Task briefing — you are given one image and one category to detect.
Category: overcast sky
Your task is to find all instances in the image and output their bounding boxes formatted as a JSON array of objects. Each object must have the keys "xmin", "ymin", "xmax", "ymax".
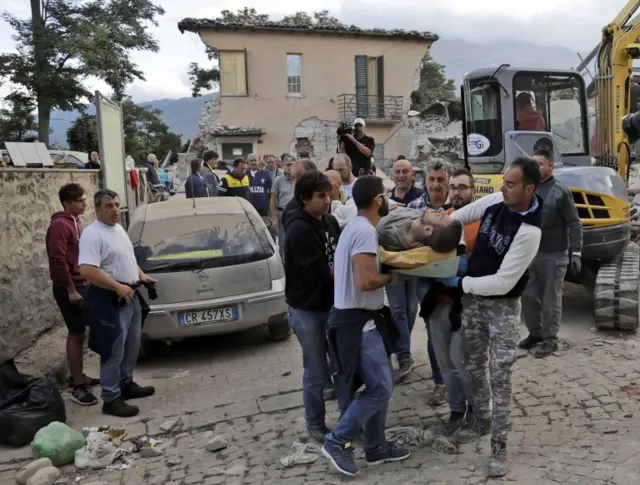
[{"xmin": 0, "ymin": 0, "xmax": 626, "ymax": 103}]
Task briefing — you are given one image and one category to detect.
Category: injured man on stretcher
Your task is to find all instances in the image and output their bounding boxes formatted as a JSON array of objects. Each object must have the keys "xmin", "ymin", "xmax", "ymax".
[{"xmin": 376, "ymin": 206, "xmax": 463, "ymax": 254}]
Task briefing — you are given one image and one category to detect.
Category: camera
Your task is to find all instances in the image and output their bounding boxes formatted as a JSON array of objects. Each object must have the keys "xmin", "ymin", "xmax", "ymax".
[{"xmin": 336, "ymin": 121, "xmax": 353, "ymax": 143}]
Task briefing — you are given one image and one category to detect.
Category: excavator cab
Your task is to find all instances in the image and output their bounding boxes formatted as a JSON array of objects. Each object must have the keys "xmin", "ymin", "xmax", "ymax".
[
  {"xmin": 461, "ymin": 65, "xmax": 637, "ymax": 331},
  {"xmin": 462, "ymin": 65, "xmax": 591, "ymax": 173}
]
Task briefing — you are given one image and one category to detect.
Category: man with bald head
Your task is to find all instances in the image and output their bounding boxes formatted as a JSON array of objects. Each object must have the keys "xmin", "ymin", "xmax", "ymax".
[
  {"xmin": 384, "ymin": 157, "xmax": 430, "ymax": 381},
  {"xmin": 332, "ymin": 154, "xmax": 357, "ymax": 199},
  {"xmin": 282, "ymin": 159, "xmax": 318, "ymax": 231},
  {"xmin": 389, "ymin": 159, "xmax": 424, "ymax": 205},
  {"xmin": 325, "ymin": 169, "xmax": 345, "ymax": 203}
]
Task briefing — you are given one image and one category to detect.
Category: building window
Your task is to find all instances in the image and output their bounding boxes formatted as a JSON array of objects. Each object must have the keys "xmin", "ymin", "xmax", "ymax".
[
  {"xmin": 287, "ymin": 54, "xmax": 302, "ymax": 94},
  {"xmin": 354, "ymin": 55, "xmax": 385, "ymax": 119},
  {"xmin": 220, "ymin": 50, "xmax": 248, "ymax": 96}
]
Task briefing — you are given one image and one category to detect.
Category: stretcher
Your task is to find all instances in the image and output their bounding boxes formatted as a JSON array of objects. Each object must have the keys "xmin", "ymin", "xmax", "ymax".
[{"xmin": 379, "ymin": 246, "xmax": 460, "ymax": 278}]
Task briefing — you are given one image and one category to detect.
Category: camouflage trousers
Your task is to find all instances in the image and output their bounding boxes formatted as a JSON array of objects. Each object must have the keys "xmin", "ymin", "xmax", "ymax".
[{"xmin": 461, "ymin": 294, "xmax": 521, "ymax": 442}]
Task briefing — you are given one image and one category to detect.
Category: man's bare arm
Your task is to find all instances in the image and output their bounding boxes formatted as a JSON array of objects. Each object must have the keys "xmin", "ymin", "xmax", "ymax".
[
  {"xmin": 352, "ymin": 253, "xmax": 392, "ymax": 291},
  {"xmin": 270, "ymin": 192, "xmax": 278, "ymax": 228}
]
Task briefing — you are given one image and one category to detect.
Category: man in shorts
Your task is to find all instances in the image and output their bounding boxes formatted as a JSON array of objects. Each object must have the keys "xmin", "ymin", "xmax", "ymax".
[{"xmin": 46, "ymin": 183, "xmax": 99, "ymax": 406}]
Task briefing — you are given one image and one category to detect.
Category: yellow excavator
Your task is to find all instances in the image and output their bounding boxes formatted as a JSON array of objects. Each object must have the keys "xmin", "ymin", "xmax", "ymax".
[{"xmin": 461, "ymin": 0, "xmax": 640, "ymax": 331}]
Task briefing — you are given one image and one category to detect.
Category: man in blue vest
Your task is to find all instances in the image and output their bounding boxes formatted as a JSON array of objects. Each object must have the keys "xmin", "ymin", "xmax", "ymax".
[
  {"xmin": 446, "ymin": 157, "xmax": 543, "ymax": 477},
  {"xmin": 246, "ymin": 153, "xmax": 272, "ymax": 216}
]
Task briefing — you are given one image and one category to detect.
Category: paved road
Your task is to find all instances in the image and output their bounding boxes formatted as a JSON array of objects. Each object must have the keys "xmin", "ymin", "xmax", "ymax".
[{"xmin": 2, "ymin": 283, "xmax": 640, "ymax": 484}]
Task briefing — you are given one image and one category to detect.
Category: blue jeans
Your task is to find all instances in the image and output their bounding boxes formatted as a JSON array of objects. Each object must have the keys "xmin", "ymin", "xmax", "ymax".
[
  {"xmin": 386, "ymin": 277, "xmax": 418, "ymax": 363},
  {"xmin": 100, "ymin": 298, "xmax": 142, "ymax": 402},
  {"xmin": 430, "ymin": 302, "xmax": 473, "ymax": 413},
  {"xmin": 327, "ymin": 327, "xmax": 393, "ymax": 454},
  {"xmin": 289, "ymin": 308, "xmax": 330, "ymax": 427},
  {"xmin": 416, "ymin": 279, "xmax": 443, "ymax": 385}
]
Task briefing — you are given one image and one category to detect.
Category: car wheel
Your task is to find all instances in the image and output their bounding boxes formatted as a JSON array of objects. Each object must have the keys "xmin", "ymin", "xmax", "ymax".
[{"xmin": 268, "ymin": 319, "xmax": 291, "ymax": 341}]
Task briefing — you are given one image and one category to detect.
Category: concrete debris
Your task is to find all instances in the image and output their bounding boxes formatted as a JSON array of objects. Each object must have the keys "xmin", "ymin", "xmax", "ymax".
[
  {"xmin": 140, "ymin": 446, "xmax": 163, "ymax": 458},
  {"xmin": 159, "ymin": 417, "xmax": 183, "ymax": 433},
  {"xmin": 205, "ymin": 435, "xmax": 228, "ymax": 452},
  {"xmin": 24, "ymin": 466, "xmax": 60, "ymax": 485},
  {"xmin": 280, "ymin": 442, "xmax": 321, "ymax": 468},
  {"xmin": 15, "ymin": 458, "xmax": 53, "ymax": 485},
  {"xmin": 224, "ymin": 464, "xmax": 247, "ymax": 476}
]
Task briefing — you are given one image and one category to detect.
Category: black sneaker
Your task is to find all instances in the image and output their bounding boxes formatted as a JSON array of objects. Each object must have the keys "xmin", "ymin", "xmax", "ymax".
[
  {"xmin": 103, "ymin": 398, "xmax": 139, "ymax": 417},
  {"xmin": 365, "ymin": 442, "xmax": 410, "ymax": 466},
  {"xmin": 487, "ymin": 439, "xmax": 509, "ymax": 477},
  {"xmin": 307, "ymin": 424, "xmax": 330, "ymax": 443},
  {"xmin": 322, "ymin": 440, "xmax": 358, "ymax": 476},
  {"xmin": 443, "ymin": 411, "xmax": 465, "ymax": 436},
  {"xmin": 121, "ymin": 381, "xmax": 155, "ymax": 400},
  {"xmin": 394, "ymin": 356, "xmax": 415, "ymax": 382},
  {"xmin": 68, "ymin": 374, "xmax": 100, "ymax": 388},
  {"xmin": 70, "ymin": 386, "xmax": 98, "ymax": 406},
  {"xmin": 518, "ymin": 335, "xmax": 543, "ymax": 350},
  {"xmin": 534, "ymin": 340, "xmax": 558, "ymax": 359}
]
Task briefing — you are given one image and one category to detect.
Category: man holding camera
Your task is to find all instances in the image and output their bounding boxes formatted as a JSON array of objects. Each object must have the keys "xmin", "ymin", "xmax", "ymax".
[{"xmin": 339, "ymin": 118, "xmax": 375, "ymax": 177}]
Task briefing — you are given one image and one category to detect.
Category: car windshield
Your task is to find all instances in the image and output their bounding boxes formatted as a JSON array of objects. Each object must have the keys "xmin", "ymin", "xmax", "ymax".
[{"xmin": 135, "ymin": 214, "xmax": 272, "ymax": 273}]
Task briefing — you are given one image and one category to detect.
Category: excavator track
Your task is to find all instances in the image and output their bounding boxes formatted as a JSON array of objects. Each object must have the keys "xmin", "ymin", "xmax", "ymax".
[{"xmin": 593, "ymin": 241, "xmax": 640, "ymax": 331}]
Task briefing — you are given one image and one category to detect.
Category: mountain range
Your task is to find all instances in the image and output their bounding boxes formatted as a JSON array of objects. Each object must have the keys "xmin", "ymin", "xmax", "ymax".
[{"xmin": 48, "ymin": 39, "xmax": 585, "ymax": 147}]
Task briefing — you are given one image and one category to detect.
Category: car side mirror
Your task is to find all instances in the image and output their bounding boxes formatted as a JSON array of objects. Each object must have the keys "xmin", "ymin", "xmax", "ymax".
[{"xmin": 262, "ymin": 216, "xmax": 272, "ymax": 227}]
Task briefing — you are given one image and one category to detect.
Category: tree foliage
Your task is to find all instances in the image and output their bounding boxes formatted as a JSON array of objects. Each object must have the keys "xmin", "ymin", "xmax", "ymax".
[
  {"xmin": 0, "ymin": 92, "xmax": 38, "ymax": 142},
  {"xmin": 188, "ymin": 9, "xmax": 345, "ymax": 97},
  {"xmin": 410, "ymin": 53, "xmax": 457, "ymax": 111},
  {"xmin": 0, "ymin": 0, "xmax": 165, "ymax": 145},
  {"xmin": 66, "ymin": 97, "xmax": 182, "ymax": 163}
]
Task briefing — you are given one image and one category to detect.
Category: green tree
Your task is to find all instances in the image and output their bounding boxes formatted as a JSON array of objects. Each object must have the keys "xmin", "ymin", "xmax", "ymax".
[
  {"xmin": 410, "ymin": 52, "xmax": 457, "ymax": 111},
  {"xmin": 66, "ymin": 97, "xmax": 182, "ymax": 163},
  {"xmin": 188, "ymin": 9, "xmax": 345, "ymax": 97},
  {"xmin": 0, "ymin": 0, "xmax": 165, "ymax": 145},
  {"xmin": 0, "ymin": 92, "xmax": 38, "ymax": 142}
]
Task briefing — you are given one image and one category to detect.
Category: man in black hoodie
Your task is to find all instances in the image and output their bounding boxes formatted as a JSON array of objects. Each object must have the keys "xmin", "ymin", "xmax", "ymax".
[
  {"xmin": 443, "ymin": 158, "xmax": 543, "ymax": 477},
  {"xmin": 285, "ymin": 170, "xmax": 341, "ymax": 443}
]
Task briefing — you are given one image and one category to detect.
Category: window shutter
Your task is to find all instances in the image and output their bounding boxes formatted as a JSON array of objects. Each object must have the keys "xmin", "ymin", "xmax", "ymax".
[
  {"xmin": 220, "ymin": 52, "xmax": 235, "ymax": 95},
  {"xmin": 377, "ymin": 56, "xmax": 385, "ymax": 118},
  {"xmin": 355, "ymin": 55, "xmax": 368, "ymax": 119},
  {"xmin": 244, "ymin": 48, "xmax": 249, "ymax": 96}
]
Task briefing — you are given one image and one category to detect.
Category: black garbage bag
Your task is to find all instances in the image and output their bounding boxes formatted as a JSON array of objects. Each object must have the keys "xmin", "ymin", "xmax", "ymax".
[{"xmin": 0, "ymin": 359, "xmax": 67, "ymax": 447}]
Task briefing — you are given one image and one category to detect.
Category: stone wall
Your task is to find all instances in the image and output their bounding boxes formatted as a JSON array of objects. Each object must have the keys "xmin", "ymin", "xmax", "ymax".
[{"xmin": 0, "ymin": 168, "xmax": 148, "ymax": 371}]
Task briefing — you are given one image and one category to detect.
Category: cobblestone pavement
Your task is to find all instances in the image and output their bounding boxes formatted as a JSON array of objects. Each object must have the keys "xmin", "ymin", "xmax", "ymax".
[{"xmin": 3, "ymin": 285, "xmax": 640, "ymax": 484}]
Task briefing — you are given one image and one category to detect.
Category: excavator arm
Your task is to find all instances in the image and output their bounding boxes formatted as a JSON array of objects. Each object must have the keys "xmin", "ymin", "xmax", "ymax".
[{"xmin": 593, "ymin": 0, "xmax": 640, "ymax": 182}]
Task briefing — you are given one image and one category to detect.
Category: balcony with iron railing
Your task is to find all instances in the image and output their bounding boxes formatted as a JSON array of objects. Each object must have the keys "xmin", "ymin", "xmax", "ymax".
[{"xmin": 338, "ymin": 94, "xmax": 403, "ymax": 124}]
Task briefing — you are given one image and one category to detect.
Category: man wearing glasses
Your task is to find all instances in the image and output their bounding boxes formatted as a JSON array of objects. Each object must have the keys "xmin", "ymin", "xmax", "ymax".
[{"xmin": 420, "ymin": 168, "xmax": 480, "ymax": 437}]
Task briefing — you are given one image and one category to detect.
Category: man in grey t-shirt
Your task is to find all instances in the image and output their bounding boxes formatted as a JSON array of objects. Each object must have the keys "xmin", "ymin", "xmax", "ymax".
[
  {"xmin": 270, "ymin": 160, "xmax": 294, "ymax": 256},
  {"xmin": 322, "ymin": 176, "xmax": 410, "ymax": 477}
]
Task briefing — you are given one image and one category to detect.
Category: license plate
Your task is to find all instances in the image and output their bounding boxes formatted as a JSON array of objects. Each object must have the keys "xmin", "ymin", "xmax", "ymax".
[{"xmin": 178, "ymin": 307, "xmax": 238, "ymax": 327}]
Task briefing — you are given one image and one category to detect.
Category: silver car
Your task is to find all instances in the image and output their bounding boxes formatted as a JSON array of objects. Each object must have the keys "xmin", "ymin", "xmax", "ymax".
[{"xmin": 128, "ymin": 197, "xmax": 289, "ymax": 357}]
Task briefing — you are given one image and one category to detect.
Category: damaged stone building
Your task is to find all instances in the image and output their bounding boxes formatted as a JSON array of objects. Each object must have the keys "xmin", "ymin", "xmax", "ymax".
[{"xmin": 177, "ymin": 17, "xmax": 440, "ymax": 166}]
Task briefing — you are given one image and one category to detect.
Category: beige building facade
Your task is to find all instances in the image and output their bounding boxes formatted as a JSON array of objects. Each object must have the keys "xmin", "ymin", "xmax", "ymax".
[{"xmin": 178, "ymin": 18, "xmax": 437, "ymax": 165}]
